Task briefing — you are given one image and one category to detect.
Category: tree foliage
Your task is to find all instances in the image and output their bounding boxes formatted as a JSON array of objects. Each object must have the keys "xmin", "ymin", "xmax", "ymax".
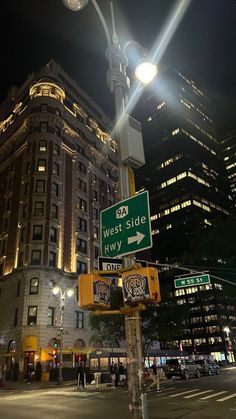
[{"xmin": 89, "ymin": 287, "xmax": 125, "ymax": 347}]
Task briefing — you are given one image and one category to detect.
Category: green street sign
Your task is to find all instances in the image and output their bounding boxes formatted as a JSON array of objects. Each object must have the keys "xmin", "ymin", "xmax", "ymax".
[
  {"xmin": 100, "ymin": 191, "xmax": 152, "ymax": 257},
  {"xmin": 174, "ymin": 274, "xmax": 210, "ymax": 289}
]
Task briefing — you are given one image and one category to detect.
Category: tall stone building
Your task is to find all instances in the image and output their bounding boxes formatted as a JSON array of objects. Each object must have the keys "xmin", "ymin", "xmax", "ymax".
[{"xmin": 0, "ymin": 60, "xmax": 117, "ymax": 378}]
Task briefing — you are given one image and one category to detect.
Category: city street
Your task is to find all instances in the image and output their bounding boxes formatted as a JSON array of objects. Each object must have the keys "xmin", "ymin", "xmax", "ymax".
[{"xmin": 1, "ymin": 368, "xmax": 236, "ymax": 418}]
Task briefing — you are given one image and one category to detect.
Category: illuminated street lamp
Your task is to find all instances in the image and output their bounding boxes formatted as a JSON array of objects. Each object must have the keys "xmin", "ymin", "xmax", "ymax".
[
  {"xmin": 52, "ymin": 285, "xmax": 74, "ymax": 384},
  {"xmin": 223, "ymin": 326, "xmax": 230, "ymax": 338},
  {"xmin": 223, "ymin": 326, "xmax": 231, "ymax": 364},
  {"xmin": 62, "ymin": 1, "xmax": 157, "ymax": 417}
]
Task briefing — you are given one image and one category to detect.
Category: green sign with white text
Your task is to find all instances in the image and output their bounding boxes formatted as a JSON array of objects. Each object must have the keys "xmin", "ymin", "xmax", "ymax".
[
  {"xmin": 174, "ymin": 274, "xmax": 210, "ymax": 289},
  {"xmin": 100, "ymin": 191, "xmax": 152, "ymax": 257}
]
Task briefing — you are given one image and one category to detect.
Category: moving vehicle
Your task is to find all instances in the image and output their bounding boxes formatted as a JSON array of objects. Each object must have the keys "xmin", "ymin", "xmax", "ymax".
[
  {"xmin": 193, "ymin": 359, "xmax": 219, "ymax": 376},
  {"xmin": 164, "ymin": 359, "xmax": 201, "ymax": 380}
]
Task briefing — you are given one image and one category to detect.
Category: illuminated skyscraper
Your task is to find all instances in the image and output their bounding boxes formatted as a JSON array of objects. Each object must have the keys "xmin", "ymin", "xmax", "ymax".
[
  {"xmin": 136, "ymin": 67, "xmax": 231, "ymax": 260},
  {"xmin": 221, "ymin": 130, "xmax": 236, "ymax": 212},
  {"xmin": 0, "ymin": 60, "xmax": 117, "ymax": 377}
]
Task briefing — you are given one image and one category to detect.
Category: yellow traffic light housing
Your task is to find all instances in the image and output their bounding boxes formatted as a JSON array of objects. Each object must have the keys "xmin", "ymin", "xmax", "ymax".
[
  {"xmin": 122, "ymin": 267, "xmax": 161, "ymax": 304},
  {"xmin": 78, "ymin": 273, "xmax": 111, "ymax": 310}
]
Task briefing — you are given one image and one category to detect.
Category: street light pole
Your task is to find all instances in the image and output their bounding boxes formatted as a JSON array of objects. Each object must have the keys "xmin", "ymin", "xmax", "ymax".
[
  {"xmin": 223, "ymin": 326, "xmax": 230, "ymax": 364},
  {"xmin": 53, "ymin": 285, "xmax": 74, "ymax": 385},
  {"xmin": 62, "ymin": 1, "xmax": 157, "ymax": 417},
  {"xmin": 58, "ymin": 292, "xmax": 65, "ymax": 385}
]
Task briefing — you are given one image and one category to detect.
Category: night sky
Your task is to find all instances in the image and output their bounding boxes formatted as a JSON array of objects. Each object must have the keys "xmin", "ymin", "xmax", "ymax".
[{"xmin": 1, "ymin": 0, "xmax": 236, "ymax": 132}]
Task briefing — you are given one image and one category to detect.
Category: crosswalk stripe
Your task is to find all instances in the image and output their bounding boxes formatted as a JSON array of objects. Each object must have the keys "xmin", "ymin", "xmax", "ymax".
[
  {"xmin": 160, "ymin": 387, "xmax": 179, "ymax": 392},
  {"xmin": 184, "ymin": 390, "xmax": 213, "ymax": 399},
  {"xmin": 169, "ymin": 389, "xmax": 200, "ymax": 398},
  {"xmin": 217, "ymin": 393, "xmax": 236, "ymax": 402},
  {"xmin": 200, "ymin": 391, "xmax": 227, "ymax": 400}
]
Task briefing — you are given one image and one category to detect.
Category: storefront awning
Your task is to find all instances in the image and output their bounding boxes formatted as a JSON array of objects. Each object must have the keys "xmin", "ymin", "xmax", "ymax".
[
  {"xmin": 40, "ymin": 350, "xmax": 54, "ymax": 362},
  {"xmin": 42, "ymin": 347, "xmax": 93, "ymax": 355},
  {"xmin": 22, "ymin": 336, "xmax": 38, "ymax": 352}
]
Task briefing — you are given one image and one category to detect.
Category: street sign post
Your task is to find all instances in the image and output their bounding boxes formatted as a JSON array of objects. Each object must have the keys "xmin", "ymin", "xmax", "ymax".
[
  {"xmin": 174, "ymin": 274, "xmax": 210, "ymax": 289},
  {"xmin": 100, "ymin": 191, "xmax": 152, "ymax": 257}
]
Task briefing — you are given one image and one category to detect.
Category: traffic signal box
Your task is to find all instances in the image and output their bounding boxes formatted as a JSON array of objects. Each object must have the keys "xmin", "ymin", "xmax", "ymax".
[
  {"xmin": 79, "ymin": 273, "xmax": 111, "ymax": 310},
  {"xmin": 122, "ymin": 267, "xmax": 161, "ymax": 305}
]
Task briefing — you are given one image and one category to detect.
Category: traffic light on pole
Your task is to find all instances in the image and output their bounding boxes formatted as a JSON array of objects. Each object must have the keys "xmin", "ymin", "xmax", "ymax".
[
  {"xmin": 122, "ymin": 267, "xmax": 161, "ymax": 304},
  {"xmin": 53, "ymin": 338, "xmax": 60, "ymax": 349},
  {"xmin": 78, "ymin": 273, "xmax": 111, "ymax": 310}
]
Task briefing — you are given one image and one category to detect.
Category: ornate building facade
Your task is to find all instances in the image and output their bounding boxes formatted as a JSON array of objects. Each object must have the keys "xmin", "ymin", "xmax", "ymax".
[{"xmin": 0, "ymin": 60, "xmax": 117, "ymax": 377}]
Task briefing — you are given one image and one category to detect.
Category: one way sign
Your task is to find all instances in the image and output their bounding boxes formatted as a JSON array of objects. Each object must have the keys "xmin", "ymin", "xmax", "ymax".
[{"xmin": 98, "ymin": 256, "xmax": 122, "ymax": 272}]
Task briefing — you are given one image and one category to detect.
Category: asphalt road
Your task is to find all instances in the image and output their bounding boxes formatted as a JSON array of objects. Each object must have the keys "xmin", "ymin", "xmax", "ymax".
[{"xmin": 1, "ymin": 368, "xmax": 236, "ymax": 419}]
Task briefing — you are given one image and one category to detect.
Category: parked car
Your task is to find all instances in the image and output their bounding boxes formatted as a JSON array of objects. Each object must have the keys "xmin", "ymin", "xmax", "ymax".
[
  {"xmin": 164, "ymin": 359, "xmax": 201, "ymax": 380},
  {"xmin": 193, "ymin": 359, "xmax": 219, "ymax": 376}
]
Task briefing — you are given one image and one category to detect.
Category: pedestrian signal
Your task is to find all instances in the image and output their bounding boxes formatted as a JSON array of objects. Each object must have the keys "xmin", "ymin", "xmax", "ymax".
[
  {"xmin": 122, "ymin": 267, "xmax": 161, "ymax": 304},
  {"xmin": 78, "ymin": 274, "xmax": 111, "ymax": 309}
]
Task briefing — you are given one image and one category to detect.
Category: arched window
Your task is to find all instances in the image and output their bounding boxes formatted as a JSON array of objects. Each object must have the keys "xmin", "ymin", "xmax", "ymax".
[
  {"xmin": 8, "ymin": 340, "xmax": 16, "ymax": 353},
  {"xmin": 74, "ymin": 339, "xmax": 85, "ymax": 348},
  {"xmin": 29, "ymin": 278, "xmax": 39, "ymax": 295}
]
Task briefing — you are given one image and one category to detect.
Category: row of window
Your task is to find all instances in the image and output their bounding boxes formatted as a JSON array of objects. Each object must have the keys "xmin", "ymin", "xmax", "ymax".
[
  {"xmin": 14, "ymin": 305, "xmax": 84, "ymax": 328},
  {"xmin": 18, "ymin": 250, "xmax": 57, "ymax": 267},
  {"xmin": 20, "ymin": 225, "xmax": 58, "ymax": 243},
  {"xmin": 27, "ymin": 140, "xmax": 60, "ymax": 155}
]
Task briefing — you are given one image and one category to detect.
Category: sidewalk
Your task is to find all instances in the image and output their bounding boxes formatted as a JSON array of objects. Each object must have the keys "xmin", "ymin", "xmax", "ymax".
[{"xmin": 0, "ymin": 379, "xmax": 112, "ymax": 392}]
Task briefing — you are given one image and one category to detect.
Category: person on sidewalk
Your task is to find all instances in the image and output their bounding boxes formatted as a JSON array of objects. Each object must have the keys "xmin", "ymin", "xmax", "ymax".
[
  {"xmin": 151, "ymin": 361, "xmax": 157, "ymax": 376},
  {"xmin": 118, "ymin": 362, "xmax": 126, "ymax": 386},
  {"xmin": 110, "ymin": 362, "xmax": 116, "ymax": 388},
  {"xmin": 114, "ymin": 363, "xmax": 119, "ymax": 387},
  {"xmin": 77, "ymin": 362, "xmax": 85, "ymax": 390}
]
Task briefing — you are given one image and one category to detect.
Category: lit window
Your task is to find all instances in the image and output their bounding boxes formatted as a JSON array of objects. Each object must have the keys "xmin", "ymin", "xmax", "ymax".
[
  {"xmin": 37, "ymin": 159, "xmax": 46, "ymax": 172},
  {"xmin": 94, "ymin": 226, "xmax": 99, "ymax": 239},
  {"xmin": 172, "ymin": 128, "xmax": 180, "ymax": 136},
  {"xmin": 30, "ymin": 278, "xmax": 39, "ymax": 294},
  {"xmin": 39, "ymin": 140, "xmax": 47, "ymax": 152},
  {"xmin": 27, "ymin": 306, "xmax": 37, "ymax": 326}
]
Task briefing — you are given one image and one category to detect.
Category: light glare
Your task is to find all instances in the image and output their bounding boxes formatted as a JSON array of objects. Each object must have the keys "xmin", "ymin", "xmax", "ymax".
[
  {"xmin": 135, "ymin": 62, "xmax": 158, "ymax": 85},
  {"xmin": 67, "ymin": 287, "xmax": 74, "ymax": 298},
  {"xmin": 52, "ymin": 285, "xmax": 60, "ymax": 296},
  {"xmin": 62, "ymin": 0, "xmax": 89, "ymax": 11}
]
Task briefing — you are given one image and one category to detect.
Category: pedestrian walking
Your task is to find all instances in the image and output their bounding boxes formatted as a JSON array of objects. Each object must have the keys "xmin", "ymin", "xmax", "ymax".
[
  {"xmin": 118, "ymin": 362, "xmax": 126, "ymax": 386},
  {"xmin": 114, "ymin": 362, "xmax": 119, "ymax": 387},
  {"xmin": 77, "ymin": 362, "xmax": 85, "ymax": 390},
  {"xmin": 110, "ymin": 362, "xmax": 116, "ymax": 388},
  {"xmin": 151, "ymin": 361, "xmax": 157, "ymax": 375}
]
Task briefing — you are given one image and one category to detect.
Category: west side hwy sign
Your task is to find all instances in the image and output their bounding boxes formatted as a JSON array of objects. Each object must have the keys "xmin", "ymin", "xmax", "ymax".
[{"xmin": 100, "ymin": 191, "xmax": 152, "ymax": 258}]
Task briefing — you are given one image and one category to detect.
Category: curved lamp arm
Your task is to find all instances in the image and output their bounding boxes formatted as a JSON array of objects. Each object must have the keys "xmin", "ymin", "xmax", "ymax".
[{"xmin": 91, "ymin": 0, "xmax": 111, "ymax": 47}]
